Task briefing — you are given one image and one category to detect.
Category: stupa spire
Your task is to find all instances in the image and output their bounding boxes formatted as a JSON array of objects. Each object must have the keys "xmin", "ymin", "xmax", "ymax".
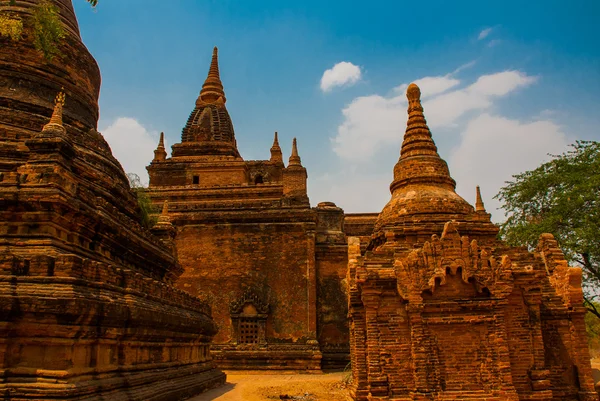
[
  {"xmin": 42, "ymin": 91, "xmax": 66, "ymax": 135},
  {"xmin": 153, "ymin": 132, "xmax": 167, "ymax": 162},
  {"xmin": 158, "ymin": 131, "xmax": 165, "ymax": 148},
  {"xmin": 401, "ymin": 84, "xmax": 442, "ymax": 159},
  {"xmin": 389, "ymin": 83, "xmax": 455, "ymax": 193},
  {"xmin": 272, "ymin": 132, "xmax": 280, "ymax": 149},
  {"xmin": 199, "ymin": 47, "xmax": 226, "ymax": 104},
  {"xmin": 288, "ymin": 137, "xmax": 302, "ymax": 166},
  {"xmin": 475, "ymin": 185, "xmax": 486, "ymax": 212},
  {"xmin": 270, "ymin": 131, "xmax": 283, "ymax": 164},
  {"xmin": 374, "ymin": 83, "xmax": 477, "ymax": 234}
]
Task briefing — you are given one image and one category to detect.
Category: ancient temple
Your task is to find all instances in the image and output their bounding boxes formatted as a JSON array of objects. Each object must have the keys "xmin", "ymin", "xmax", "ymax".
[
  {"xmin": 146, "ymin": 47, "xmax": 360, "ymax": 370},
  {"xmin": 346, "ymin": 84, "xmax": 598, "ymax": 400},
  {"xmin": 0, "ymin": 1, "xmax": 224, "ymax": 399},
  {"xmin": 2, "ymin": 0, "xmax": 596, "ymax": 398}
]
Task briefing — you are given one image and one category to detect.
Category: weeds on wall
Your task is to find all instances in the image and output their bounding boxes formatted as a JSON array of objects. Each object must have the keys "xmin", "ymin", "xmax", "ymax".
[
  {"xmin": 0, "ymin": 0, "xmax": 97, "ymax": 60},
  {"xmin": 127, "ymin": 173, "xmax": 159, "ymax": 229},
  {"xmin": 31, "ymin": 0, "xmax": 65, "ymax": 60},
  {"xmin": 0, "ymin": 12, "xmax": 23, "ymax": 41}
]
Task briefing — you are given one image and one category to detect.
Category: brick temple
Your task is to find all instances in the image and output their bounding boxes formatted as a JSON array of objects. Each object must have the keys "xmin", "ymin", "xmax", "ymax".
[
  {"xmin": 0, "ymin": 0, "xmax": 598, "ymax": 400},
  {"xmin": 145, "ymin": 47, "xmax": 368, "ymax": 370},
  {"xmin": 346, "ymin": 84, "xmax": 598, "ymax": 400}
]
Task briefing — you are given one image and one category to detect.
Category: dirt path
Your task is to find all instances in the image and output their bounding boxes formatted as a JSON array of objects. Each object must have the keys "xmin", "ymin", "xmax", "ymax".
[{"xmin": 189, "ymin": 372, "xmax": 352, "ymax": 401}]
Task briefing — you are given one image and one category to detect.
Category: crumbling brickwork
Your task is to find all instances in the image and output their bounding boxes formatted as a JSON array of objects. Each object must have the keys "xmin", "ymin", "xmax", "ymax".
[
  {"xmin": 347, "ymin": 83, "xmax": 597, "ymax": 401},
  {"xmin": 0, "ymin": 1, "xmax": 224, "ymax": 399}
]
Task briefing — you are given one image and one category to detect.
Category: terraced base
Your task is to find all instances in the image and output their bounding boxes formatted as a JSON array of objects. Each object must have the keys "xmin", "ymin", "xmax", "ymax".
[{"xmin": 0, "ymin": 363, "xmax": 226, "ymax": 401}]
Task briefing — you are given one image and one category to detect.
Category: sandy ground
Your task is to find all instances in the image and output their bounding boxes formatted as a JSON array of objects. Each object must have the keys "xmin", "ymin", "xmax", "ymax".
[{"xmin": 189, "ymin": 371, "xmax": 352, "ymax": 401}]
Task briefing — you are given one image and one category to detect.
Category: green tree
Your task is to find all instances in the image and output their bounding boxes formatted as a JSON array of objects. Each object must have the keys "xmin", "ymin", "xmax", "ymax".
[
  {"xmin": 496, "ymin": 140, "xmax": 600, "ymax": 316},
  {"xmin": 127, "ymin": 173, "xmax": 158, "ymax": 229}
]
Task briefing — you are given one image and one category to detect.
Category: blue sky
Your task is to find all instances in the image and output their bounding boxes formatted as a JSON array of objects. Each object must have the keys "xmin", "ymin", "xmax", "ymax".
[{"xmin": 73, "ymin": 0, "xmax": 600, "ymax": 218}]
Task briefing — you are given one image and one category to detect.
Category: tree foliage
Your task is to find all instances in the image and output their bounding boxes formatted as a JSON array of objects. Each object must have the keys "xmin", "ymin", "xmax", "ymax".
[
  {"xmin": 586, "ymin": 303, "xmax": 600, "ymax": 357},
  {"xmin": 496, "ymin": 140, "xmax": 600, "ymax": 316},
  {"xmin": 127, "ymin": 173, "xmax": 158, "ymax": 230}
]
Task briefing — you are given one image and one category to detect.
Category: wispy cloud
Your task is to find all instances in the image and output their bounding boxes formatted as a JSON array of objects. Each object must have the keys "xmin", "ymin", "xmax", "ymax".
[
  {"xmin": 320, "ymin": 61, "xmax": 362, "ymax": 92},
  {"xmin": 478, "ymin": 27, "xmax": 493, "ymax": 40},
  {"xmin": 452, "ymin": 60, "xmax": 477, "ymax": 74}
]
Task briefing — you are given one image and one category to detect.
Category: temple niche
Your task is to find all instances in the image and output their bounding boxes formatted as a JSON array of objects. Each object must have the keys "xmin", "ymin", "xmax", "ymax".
[{"xmin": 346, "ymin": 84, "xmax": 598, "ymax": 401}]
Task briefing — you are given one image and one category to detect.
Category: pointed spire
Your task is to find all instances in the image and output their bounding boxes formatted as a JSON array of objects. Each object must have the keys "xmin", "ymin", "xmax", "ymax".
[
  {"xmin": 153, "ymin": 132, "xmax": 167, "ymax": 162},
  {"xmin": 389, "ymin": 83, "xmax": 456, "ymax": 193},
  {"xmin": 270, "ymin": 131, "xmax": 283, "ymax": 164},
  {"xmin": 156, "ymin": 200, "xmax": 172, "ymax": 225},
  {"xmin": 401, "ymin": 84, "xmax": 441, "ymax": 160},
  {"xmin": 288, "ymin": 137, "xmax": 302, "ymax": 166},
  {"xmin": 475, "ymin": 185, "xmax": 486, "ymax": 212},
  {"xmin": 272, "ymin": 132, "xmax": 280, "ymax": 149},
  {"xmin": 199, "ymin": 47, "xmax": 226, "ymax": 104},
  {"xmin": 42, "ymin": 91, "xmax": 67, "ymax": 135}
]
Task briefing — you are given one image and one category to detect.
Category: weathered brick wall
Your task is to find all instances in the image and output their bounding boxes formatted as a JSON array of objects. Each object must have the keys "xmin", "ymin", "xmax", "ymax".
[
  {"xmin": 282, "ymin": 166, "xmax": 307, "ymax": 196},
  {"xmin": 175, "ymin": 218, "xmax": 316, "ymax": 344},
  {"xmin": 348, "ymin": 224, "xmax": 598, "ymax": 401},
  {"xmin": 315, "ymin": 246, "xmax": 349, "ymax": 367}
]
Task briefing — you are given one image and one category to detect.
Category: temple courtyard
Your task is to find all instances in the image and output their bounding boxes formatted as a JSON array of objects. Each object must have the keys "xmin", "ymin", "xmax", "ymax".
[{"xmin": 190, "ymin": 372, "xmax": 351, "ymax": 401}]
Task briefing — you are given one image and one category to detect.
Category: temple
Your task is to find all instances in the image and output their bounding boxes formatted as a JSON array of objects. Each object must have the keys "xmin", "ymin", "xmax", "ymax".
[
  {"xmin": 346, "ymin": 84, "xmax": 598, "ymax": 400},
  {"xmin": 146, "ymin": 47, "xmax": 357, "ymax": 369},
  {"xmin": 0, "ymin": 1, "xmax": 597, "ymax": 399}
]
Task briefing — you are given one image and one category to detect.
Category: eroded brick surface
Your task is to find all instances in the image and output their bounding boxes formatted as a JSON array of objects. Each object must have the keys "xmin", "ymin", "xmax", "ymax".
[
  {"xmin": 347, "ymin": 83, "xmax": 597, "ymax": 401},
  {"xmin": 0, "ymin": 1, "xmax": 224, "ymax": 399}
]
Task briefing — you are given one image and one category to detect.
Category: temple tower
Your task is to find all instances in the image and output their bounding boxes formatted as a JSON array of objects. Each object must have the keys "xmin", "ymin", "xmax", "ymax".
[
  {"xmin": 347, "ymin": 83, "xmax": 598, "ymax": 401},
  {"xmin": 146, "ymin": 48, "xmax": 322, "ymax": 371}
]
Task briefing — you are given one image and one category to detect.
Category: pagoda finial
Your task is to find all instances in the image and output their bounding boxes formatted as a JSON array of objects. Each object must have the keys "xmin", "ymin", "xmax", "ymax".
[
  {"xmin": 475, "ymin": 185, "xmax": 486, "ymax": 212},
  {"xmin": 42, "ymin": 91, "xmax": 66, "ymax": 134},
  {"xmin": 156, "ymin": 200, "xmax": 171, "ymax": 225},
  {"xmin": 401, "ymin": 83, "xmax": 439, "ymax": 160},
  {"xmin": 153, "ymin": 132, "xmax": 167, "ymax": 162},
  {"xmin": 270, "ymin": 131, "xmax": 283, "ymax": 164},
  {"xmin": 388, "ymin": 83, "xmax": 456, "ymax": 193},
  {"xmin": 288, "ymin": 137, "xmax": 302, "ymax": 166},
  {"xmin": 199, "ymin": 46, "xmax": 226, "ymax": 104}
]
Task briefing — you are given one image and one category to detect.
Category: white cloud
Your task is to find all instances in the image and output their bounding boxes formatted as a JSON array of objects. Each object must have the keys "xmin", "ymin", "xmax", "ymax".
[
  {"xmin": 320, "ymin": 61, "xmax": 362, "ymax": 92},
  {"xmin": 478, "ymin": 27, "xmax": 493, "ymax": 40},
  {"xmin": 332, "ymin": 70, "xmax": 536, "ymax": 162},
  {"xmin": 100, "ymin": 117, "xmax": 160, "ymax": 185},
  {"xmin": 310, "ymin": 170, "xmax": 391, "ymax": 213},
  {"xmin": 394, "ymin": 75, "xmax": 460, "ymax": 98},
  {"xmin": 450, "ymin": 114, "xmax": 568, "ymax": 220}
]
